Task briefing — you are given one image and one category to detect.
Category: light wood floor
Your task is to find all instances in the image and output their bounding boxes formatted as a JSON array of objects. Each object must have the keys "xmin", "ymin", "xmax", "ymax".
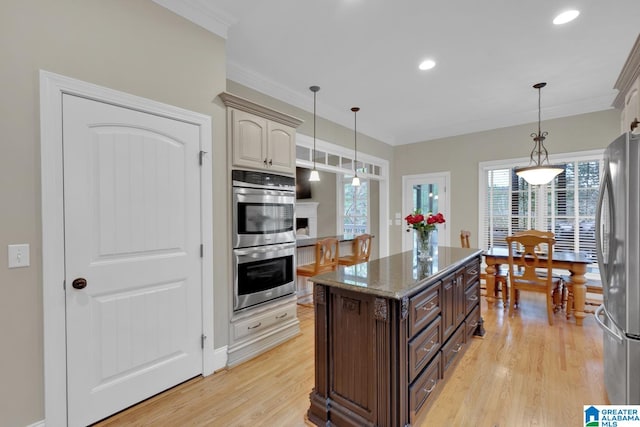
[{"xmin": 95, "ymin": 294, "xmax": 607, "ymax": 427}]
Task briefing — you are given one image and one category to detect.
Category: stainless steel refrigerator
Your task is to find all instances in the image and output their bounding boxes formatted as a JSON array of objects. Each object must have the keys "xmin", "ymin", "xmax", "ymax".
[{"xmin": 596, "ymin": 131, "xmax": 640, "ymax": 404}]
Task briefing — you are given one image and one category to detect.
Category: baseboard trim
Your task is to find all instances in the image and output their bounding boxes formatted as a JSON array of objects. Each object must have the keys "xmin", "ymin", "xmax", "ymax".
[{"xmin": 211, "ymin": 345, "xmax": 228, "ymax": 373}]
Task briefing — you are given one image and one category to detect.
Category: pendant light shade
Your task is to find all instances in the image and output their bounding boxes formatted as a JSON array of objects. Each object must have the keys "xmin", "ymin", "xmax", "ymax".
[
  {"xmin": 351, "ymin": 107, "xmax": 361, "ymax": 187},
  {"xmin": 515, "ymin": 82, "xmax": 564, "ymax": 185},
  {"xmin": 309, "ymin": 85, "xmax": 321, "ymax": 182}
]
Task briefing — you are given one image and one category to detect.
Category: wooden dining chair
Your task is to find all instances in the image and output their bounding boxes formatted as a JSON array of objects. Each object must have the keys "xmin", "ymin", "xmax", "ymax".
[
  {"xmin": 296, "ymin": 238, "xmax": 339, "ymax": 278},
  {"xmin": 338, "ymin": 234, "xmax": 372, "ymax": 266},
  {"xmin": 461, "ymin": 230, "xmax": 509, "ymax": 305},
  {"xmin": 564, "ymin": 278, "xmax": 603, "ymax": 318},
  {"xmin": 506, "ymin": 231, "xmax": 563, "ymax": 325}
]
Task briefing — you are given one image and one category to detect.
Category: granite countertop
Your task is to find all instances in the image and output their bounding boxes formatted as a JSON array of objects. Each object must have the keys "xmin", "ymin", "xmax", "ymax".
[
  {"xmin": 308, "ymin": 246, "xmax": 482, "ymax": 300},
  {"xmin": 296, "ymin": 234, "xmax": 371, "ymax": 248}
]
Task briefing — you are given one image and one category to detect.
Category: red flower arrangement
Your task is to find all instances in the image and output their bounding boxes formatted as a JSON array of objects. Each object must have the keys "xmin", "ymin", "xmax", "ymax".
[{"xmin": 405, "ymin": 210, "xmax": 446, "ymax": 232}]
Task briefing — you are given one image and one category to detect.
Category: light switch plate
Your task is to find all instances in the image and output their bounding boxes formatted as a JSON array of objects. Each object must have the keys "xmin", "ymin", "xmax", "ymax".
[{"xmin": 8, "ymin": 244, "xmax": 30, "ymax": 268}]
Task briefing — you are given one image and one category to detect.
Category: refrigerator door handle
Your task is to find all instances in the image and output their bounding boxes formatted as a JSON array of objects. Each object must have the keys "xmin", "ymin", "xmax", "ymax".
[
  {"xmin": 595, "ymin": 304, "xmax": 624, "ymax": 344},
  {"xmin": 595, "ymin": 163, "xmax": 614, "ymax": 290}
]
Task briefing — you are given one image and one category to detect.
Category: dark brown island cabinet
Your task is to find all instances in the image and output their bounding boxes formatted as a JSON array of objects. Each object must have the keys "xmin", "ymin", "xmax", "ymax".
[{"xmin": 307, "ymin": 246, "xmax": 484, "ymax": 427}]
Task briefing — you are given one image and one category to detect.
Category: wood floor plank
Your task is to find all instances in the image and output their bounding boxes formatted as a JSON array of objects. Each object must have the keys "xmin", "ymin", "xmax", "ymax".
[{"xmin": 94, "ymin": 293, "xmax": 606, "ymax": 426}]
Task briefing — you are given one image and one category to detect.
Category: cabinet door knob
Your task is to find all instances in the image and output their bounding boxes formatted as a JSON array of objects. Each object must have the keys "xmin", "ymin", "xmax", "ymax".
[
  {"xmin": 72, "ymin": 278, "xmax": 87, "ymax": 289},
  {"xmin": 268, "ymin": 159, "xmax": 273, "ymax": 166},
  {"xmin": 631, "ymin": 118, "xmax": 639, "ymax": 132}
]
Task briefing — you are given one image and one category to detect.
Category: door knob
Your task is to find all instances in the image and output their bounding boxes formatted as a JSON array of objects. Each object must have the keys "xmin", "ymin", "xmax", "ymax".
[{"xmin": 72, "ymin": 278, "xmax": 87, "ymax": 289}]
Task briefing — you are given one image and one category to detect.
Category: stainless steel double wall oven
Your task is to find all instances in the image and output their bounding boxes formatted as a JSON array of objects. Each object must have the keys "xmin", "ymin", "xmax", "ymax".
[{"xmin": 232, "ymin": 170, "xmax": 296, "ymax": 311}]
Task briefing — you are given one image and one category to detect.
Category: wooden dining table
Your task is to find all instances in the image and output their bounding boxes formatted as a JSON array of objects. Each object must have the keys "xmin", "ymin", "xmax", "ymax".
[{"xmin": 483, "ymin": 247, "xmax": 594, "ymax": 326}]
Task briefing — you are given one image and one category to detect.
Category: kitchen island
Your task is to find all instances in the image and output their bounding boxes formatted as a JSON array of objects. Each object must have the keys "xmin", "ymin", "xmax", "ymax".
[{"xmin": 307, "ymin": 246, "xmax": 483, "ymax": 427}]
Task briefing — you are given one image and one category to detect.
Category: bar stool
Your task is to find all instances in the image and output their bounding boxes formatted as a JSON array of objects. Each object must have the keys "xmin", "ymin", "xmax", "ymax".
[
  {"xmin": 296, "ymin": 237, "xmax": 340, "ymax": 279},
  {"xmin": 338, "ymin": 234, "xmax": 372, "ymax": 266}
]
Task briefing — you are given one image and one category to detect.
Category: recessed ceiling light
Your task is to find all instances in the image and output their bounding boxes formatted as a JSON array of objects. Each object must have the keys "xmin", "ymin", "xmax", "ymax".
[
  {"xmin": 553, "ymin": 10, "xmax": 580, "ymax": 25},
  {"xmin": 419, "ymin": 59, "xmax": 436, "ymax": 71}
]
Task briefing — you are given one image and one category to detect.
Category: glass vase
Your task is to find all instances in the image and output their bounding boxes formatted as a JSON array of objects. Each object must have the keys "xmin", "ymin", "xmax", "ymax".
[{"xmin": 416, "ymin": 229, "xmax": 433, "ymax": 262}]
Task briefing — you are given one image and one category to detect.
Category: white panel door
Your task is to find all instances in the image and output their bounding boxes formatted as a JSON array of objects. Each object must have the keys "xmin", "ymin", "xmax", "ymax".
[
  {"xmin": 63, "ymin": 94, "xmax": 203, "ymax": 426},
  {"xmin": 402, "ymin": 173, "xmax": 450, "ymax": 252}
]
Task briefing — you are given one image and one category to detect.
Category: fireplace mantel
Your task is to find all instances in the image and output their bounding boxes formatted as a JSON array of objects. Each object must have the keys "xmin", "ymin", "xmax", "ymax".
[{"xmin": 296, "ymin": 202, "xmax": 318, "ymax": 238}]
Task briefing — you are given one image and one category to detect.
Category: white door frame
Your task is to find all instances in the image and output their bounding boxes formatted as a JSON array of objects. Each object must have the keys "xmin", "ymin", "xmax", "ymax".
[
  {"xmin": 401, "ymin": 172, "xmax": 451, "ymax": 251},
  {"xmin": 40, "ymin": 70, "xmax": 215, "ymax": 426}
]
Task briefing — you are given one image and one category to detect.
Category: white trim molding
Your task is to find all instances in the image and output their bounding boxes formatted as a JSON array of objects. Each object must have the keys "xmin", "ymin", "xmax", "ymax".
[
  {"xmin": 151, "ymin": 0, "xmax": 237, "ymax": 39},
  {"xmin": 40, "ymin": 70, "xmax": 216, "ymax": 426},
  {"xmin": 296, "ymin": 133, "xmax": 390, "ymax": 257}
]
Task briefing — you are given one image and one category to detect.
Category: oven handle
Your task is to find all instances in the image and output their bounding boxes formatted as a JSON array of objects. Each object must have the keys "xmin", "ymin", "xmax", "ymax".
[
  {"xmin": 234, "ymin": 242, "xmax": 296, "ymax": 257},
  {"xmin": 233, "ymin": 186, "xmax": 295, "ymax": 198}
]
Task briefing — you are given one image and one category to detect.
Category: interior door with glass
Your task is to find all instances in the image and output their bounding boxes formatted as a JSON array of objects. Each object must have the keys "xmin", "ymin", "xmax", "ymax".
[{"xmin": 402, "ymin": 173, "xmax": 450, "ymax": 252}]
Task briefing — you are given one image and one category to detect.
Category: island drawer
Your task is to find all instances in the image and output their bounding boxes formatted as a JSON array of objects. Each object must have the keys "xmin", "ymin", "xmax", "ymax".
[
  {"xmin": 464, "ymin": 282, "xmax": 480, "ymax": 315},
  {"xmin": 465, "ymin": 305, "xmax": 480, "ymax": 342},
  {"xmin": 441, "ymin": 324, "xmax": 465, "ymax": 375},
  {"xmin": 464, "ymin": 259, "xmax": 481, "ymax": 288},
  {"xmin": 408, "ymin": 315, "xmax": 441, "ymax": 382},
  {"xmin": 409, "ymin": 283, "xmax": 441, "ymax": 337},
  {"xmin": 409, "ymin": 351, "xmax": 441, "ymax": 422}
]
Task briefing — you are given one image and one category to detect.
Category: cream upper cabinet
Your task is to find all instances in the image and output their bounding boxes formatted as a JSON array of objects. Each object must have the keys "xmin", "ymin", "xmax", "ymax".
[
  {"xmin": 613, "ymin": 35, "xmax": 640, "ymax": 134},
  {"xmin": 267, "ymin": 121, "xmax": 296, "ymax": 173},
  {"xmin": 232, "ymin": 109, "xmax": 268, "ymax": 169},
  {"xmin": 220, "ymin": 92, "xmax": 302, "ymax": 175}
]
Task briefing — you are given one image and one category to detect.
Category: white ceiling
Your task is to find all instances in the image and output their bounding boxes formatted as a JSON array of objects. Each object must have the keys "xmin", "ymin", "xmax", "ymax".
[{"xmin": 154, "ymin": 0, "xmax": 640, "ymax": 146}]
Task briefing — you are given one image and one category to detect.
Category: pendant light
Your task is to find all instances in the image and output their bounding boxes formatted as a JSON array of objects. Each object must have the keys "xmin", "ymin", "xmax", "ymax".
[
  {"xmin": 351, "ymin": 107, "xmax": 361, "ymax": 187},
  {"xmin": 515, "ymin": 82, "xmax": 564, "ymax": 185},
  {"xmin": 308, "ymin": 85, "xmax": 321, "ymax": 182}
]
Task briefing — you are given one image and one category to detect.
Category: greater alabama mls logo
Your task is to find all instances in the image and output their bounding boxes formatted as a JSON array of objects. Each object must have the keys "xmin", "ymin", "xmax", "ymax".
[
  {"xmin": 585, "ymin": 406, "xmax": 599, "ymax": 427},
  {"xmin": 584, "ymin": 405, "xmax": 640, "ymax": 427}
]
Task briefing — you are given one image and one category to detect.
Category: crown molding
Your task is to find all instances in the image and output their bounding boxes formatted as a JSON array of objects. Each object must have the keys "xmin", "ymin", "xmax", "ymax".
[
  {"xmin": 227, "ymin": 60, "xmax": 397, "ymax": 145},
  {"xmin": 152, "ymin": 0, "xmax": 236, "ymax": 39},
  {"xmin": 613, "ymin": 34, "xmax": 640, "ymax": 109},
  {"xmin": 218, "ymin": 92, "xmax": 303, "ymax": 128}
]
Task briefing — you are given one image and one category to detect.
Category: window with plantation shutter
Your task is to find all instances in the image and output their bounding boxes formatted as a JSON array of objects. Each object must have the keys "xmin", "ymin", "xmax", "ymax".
[
  {"xmin": 339, "ymin": 175, "xmax": 369, "ymax": 235},
  {"xmin": 480, "ymin": 151, "xmax": 603, "ymax": 273}
]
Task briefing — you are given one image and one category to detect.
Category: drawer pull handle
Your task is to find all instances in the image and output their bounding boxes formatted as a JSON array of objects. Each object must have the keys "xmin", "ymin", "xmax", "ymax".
[
  {"xmin": 452, "ymin": 343, "xmax": 462, "ymax": 353},
  {"xmin": 423, "ymin": 379, "xmax": 437, "ymax": 394},
  {"xmin": 468, "ymin": 295, "xmax": 478, "ymax": 301},
  {"xmin": 421, "ymin": 302, "xmax": 436, "ymax": 312},
  {"xmin": 247, "ymin": 322, "xmax": 262, "ymax": 330},
  {"xmin": 276, "ymin": 313, "xmax": 288, "ymax": 319},
  {"xmin": 421, "ymin": 341, "xmax": 436, "ymax": 353}
]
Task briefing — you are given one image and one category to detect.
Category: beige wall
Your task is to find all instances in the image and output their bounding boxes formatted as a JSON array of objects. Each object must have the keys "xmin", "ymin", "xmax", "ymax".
[
  {"xmin": 389, "ymin": 109, "xmax": 622, "ymax": 254},
  {"xmin": 309, "ymin": 171, "xmax": 339, "ymax": 237},
  {"xmin": 0, "ymin": 1, "xmax": 228, "ymax": 425}
]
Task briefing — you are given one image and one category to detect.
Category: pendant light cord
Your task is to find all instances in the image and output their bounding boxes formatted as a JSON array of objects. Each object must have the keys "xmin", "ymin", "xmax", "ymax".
[
  {"xmin": 530, "ymin": 82, "xmax": 549, "ymax": 166},
  {"xmin": 313, "ymin": 90, "xmax": 317, "ymax": 170},
  {"xmin": 351, "ymin": 107, "xmax": 359, "ymax": 176},
  {"xmin": 310, "ymin": 86, "xmax": 320, "ymax": 172}
]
